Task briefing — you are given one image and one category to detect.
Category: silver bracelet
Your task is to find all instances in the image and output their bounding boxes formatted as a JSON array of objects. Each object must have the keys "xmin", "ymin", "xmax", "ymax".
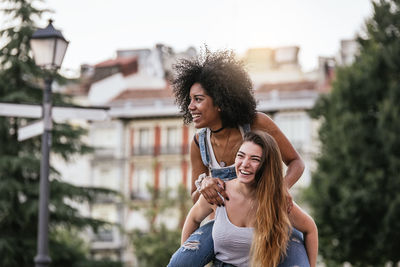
[{"xmin": 195, "ymin": 173, "xmax": 207, "ymax": 193}]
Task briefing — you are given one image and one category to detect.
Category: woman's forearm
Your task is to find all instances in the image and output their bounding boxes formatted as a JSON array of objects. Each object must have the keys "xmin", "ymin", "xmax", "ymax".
[
  {"xmin": 181, "ymin": 196, "xmax": 212, "ymax": 244},
  {"xmin": 304, "ymin": 227, "xmax": 318, "ymax": 267},
  {"xmin": 284, "ymin": 158, "xmax": 305, "ymax": 188},
  {"xmin": 181, "ymin": 218, "xmax": 200, "ymax": 244},
  {"xmin": 191, "ymin": 190, "xmax": 200, "ymax": 203}
]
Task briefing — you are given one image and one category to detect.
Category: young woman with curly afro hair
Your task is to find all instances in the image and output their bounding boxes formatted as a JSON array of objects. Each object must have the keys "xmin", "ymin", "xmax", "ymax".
[{"xmin": 168, "ymin": 48, "xmax": 310, "ymax": 267}]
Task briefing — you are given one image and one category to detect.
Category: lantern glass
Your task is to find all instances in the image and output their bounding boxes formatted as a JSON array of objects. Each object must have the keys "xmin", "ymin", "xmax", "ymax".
[
  {"xmin": 53, "ymin": 38, "xmax": 68, "ymax": 67},
  {"xmin": 30, "ymin": 20, "xmax": 69, "ymax": 69},
  {"xmin": 30, "ymin": 38, "xmax": 55, "ymax": 67}
]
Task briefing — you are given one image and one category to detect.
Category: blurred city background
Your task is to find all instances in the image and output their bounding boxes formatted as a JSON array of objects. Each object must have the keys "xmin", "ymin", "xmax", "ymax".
[{"xmin": 1, "ymin": 0, "xmax": 399, "ymax": 266}]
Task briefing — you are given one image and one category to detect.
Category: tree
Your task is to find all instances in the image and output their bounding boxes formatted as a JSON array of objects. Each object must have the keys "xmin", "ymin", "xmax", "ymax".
[
  {"xmin": 131, "ymin": 185, "xmax": 191, "ymax": 267},
  {"xmin": 0, "ymin": 0, "xmax": 120, "ymax": 266},
  {"xmin": 306, "ymin": 0, "xmax": 400, "ymax": 266}
]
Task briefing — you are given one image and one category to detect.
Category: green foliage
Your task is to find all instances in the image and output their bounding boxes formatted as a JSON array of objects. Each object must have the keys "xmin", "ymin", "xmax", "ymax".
[
  {"xmin": 306, "ymin": 1, "xmax": 400, "ymax": 266},
  {"xmin": 0, "ymin": 0, "xmax": 120, "ymax": 266},
  {"xmin": 130, "ymin": 184, "xmax": 191, "ymax": 267},
  {"xmin": 75, "ymin": 259, "xmax": 123, "ymax": 267},
  {"xmin": 131, "ymin": 225, "xmax": 181, "ymax": 267},
  {"xmin": 50, "ymin": 227, "xmax": 123, "ymax": 267}
]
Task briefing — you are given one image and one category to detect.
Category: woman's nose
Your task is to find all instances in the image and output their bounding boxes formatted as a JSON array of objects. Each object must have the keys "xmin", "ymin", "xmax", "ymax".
[{"xmin": 188, "ymin": 100, "xmax": 195, "ymax": 110}]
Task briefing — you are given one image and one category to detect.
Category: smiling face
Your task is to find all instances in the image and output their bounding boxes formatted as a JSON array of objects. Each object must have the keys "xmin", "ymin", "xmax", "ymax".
[
  {"xmin": 188, "ymin": 83, "xmax": 222, "ymax": 130},
  {"xmin": 235, "ymin": 141, "xmax": 263, "ymax": 185}
]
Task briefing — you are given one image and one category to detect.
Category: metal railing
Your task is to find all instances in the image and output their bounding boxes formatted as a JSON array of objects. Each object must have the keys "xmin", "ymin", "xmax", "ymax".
[
  {"xmin": 131, "ymin": 144, "xmax": 190, "ymax": 156},
  {"xmin": 132, "ymin": 146, "xmax": 154, "ymax": 156}
]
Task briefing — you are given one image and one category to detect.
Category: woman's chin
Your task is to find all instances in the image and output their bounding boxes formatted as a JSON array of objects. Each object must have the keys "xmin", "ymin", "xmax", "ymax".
[
  {"xmin": 237, "ymin": 176, "xmax": 255, "ymax": 184},
  {"xmin": 193, "ymin": 121, "xmax": 204, "ymax": 129}
]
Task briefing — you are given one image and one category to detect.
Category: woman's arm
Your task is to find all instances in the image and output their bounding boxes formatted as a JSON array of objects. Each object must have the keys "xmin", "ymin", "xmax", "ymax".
[
  {"xmin": 252, "ymin": 112, "xmax": 305, "ymax": 188},
  {"xmin": 288, "ymin": 203, "xmax": 318, "ymax": 267},
  {"xmin": 190, "ymin": 134, "xmax": 228, "ymax": 205},
  {"xmin": 190, "ymin": 135, "xmax": 210, "ymax": 203},
  {"xmin": 181, "ymin": 195, "xmax": 214, "ymax": 244}
]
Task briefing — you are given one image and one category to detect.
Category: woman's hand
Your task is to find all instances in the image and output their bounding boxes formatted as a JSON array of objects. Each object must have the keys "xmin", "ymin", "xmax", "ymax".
[
  {"xmin": 199, "ymin": 177, "xmax": 229, "ymax": 206},
  {"xmin": 285, "ymin": 187, "xmax": 294, "ymax": 214}
]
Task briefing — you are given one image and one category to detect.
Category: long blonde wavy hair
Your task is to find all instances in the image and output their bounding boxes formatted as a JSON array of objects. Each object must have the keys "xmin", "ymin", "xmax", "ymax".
[{"xmin": 243, "ymin": 131, "xmax": 291, "ymax": 267}]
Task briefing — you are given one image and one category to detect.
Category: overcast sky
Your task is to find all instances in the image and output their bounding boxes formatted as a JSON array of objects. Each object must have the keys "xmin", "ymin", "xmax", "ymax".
[{"xmin": 7, "ymin": 0, "xmax": 374, "ymax": 75}]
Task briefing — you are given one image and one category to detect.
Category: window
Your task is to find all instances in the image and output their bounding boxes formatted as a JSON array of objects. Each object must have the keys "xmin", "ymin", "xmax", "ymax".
[
  {"xmin": 166, "ymin": 127, "xmax": 178, "ymax": 147},
  {"xmin": 134, "ymin": 128, "xmax": 152, "ymax": 155},
  {"xmin": 92, "ymin": 226, "xmax": 114, "ymax": 242},
  {"xmin": 162, "ymin": 126, "xmax": 180, "ymax": 154},
  {"xmin": 95, "ymin": 167, "xmax": 118, "ymax": 190},
  {"xmin": 273, "ymin": 112, "xmax": 310, "ymax": 153},
  {"xmin": 92, "ymin": 127, "xmax": 117, "ymax": 148},
  {"xmin": 132, "ymin": 168, "xmax": 152, "ymax": 199},
  {"xmin": 161, "ymin": 167, "xmax": 181, "ymax": 197},
  {"xmin": 91, "ymin": 205, "xmax": 117, "ymax": 242}
]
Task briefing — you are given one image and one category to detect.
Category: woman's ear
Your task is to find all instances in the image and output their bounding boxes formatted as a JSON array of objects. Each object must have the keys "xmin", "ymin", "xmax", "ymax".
[{"xmin": 217, "ymin": 107, "xmax": 221, "ymax": 112}]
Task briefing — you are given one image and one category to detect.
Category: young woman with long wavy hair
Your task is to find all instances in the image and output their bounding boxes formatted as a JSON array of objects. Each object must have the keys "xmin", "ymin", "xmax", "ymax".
[{"xmin": 180, "ymin": 131, "xmax": 318, "ymax": 267}]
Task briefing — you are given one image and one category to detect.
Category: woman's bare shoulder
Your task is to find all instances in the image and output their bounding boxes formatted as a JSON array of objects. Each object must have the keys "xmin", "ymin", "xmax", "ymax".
[{"xmin": 251, "ymin": 112, "xmax": 276, "ymax": 132}]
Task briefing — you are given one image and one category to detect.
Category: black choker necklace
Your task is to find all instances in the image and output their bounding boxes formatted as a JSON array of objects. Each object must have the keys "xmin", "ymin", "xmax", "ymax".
[{"xmin": 210, "ymin": 126, "xmax": 225, "ymax": 133}]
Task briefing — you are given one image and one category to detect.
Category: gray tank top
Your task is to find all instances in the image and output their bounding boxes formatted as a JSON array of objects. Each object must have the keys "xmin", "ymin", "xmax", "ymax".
[{"xmin": 212, "ymin": 206, "xmax": 254, "ymax": 267}]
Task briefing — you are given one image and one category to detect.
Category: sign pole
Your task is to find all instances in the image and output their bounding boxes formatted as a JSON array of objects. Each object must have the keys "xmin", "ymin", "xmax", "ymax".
[{"xmin": 34, "ymin": 77, "xmax": 53, "ymax": 267}]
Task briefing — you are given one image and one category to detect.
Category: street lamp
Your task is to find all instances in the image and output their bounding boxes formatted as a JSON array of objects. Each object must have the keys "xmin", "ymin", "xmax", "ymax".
[{"xmin": 30, "ymin": 19, "xmax": 69, "ymax": 267}]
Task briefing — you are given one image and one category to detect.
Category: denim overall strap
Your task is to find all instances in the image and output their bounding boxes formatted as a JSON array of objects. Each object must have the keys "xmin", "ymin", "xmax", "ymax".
[
  {"xmin": 198, "ymin": 128, "xmax": 210, "ymax": 168},
  {"xmin": 210, "ymin": 167, "xmax": 237, "ymax": 181},
  {"xmin": 198, "ymin": 125, "xmax": 252, "ymax": 181}
]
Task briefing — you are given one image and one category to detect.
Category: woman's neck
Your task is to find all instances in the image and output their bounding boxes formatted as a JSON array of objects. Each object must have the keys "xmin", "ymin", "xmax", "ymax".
[
  {"xmin": 210, "ymin": 125, "xmax": 225, "ymax": 133},
  {"xmin": 210, "ymin": 126, "xmax": 235, "ymax": 138},
  {"xmin": 233, "ymin": 179, "xmax": 256, "ymax": 199}
]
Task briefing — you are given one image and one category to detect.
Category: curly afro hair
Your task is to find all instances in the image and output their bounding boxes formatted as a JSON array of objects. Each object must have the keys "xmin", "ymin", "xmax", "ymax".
[{"xmin": 173, "ymin": 48, "xmax": 257, "ymax": 128}]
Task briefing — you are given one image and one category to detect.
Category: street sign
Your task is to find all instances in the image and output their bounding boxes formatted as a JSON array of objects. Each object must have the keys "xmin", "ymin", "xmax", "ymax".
[
  {"xmin": 0, "ymin": 102, "xmax": 109, "ymax": 122},
  {"xmin": 18, "ymin": 120, "xmax": 44, "ymax": 141},
  {"xmin": 0, "ymin": 102, "xmax": 110, "ymax": 141},
  {"xmin": 0, "ymin": 103, "xmax": 41, "ymax": 118},
  {"xmin": 53, "ymin": 106, "xmax": 109, "ymax": 121}
]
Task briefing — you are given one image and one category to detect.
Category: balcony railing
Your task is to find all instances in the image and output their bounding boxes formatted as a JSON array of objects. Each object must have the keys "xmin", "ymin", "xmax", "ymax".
[
  {"xmin": 131, "ymin": 144, "xmax": 190, "ymax": 156},
  {"xmin": 132, "ymin": 146, "xmax": 154, "ymax": 156},
  {"xmin": 92, "ymin": 228, "xmax": 114, "ymax": 242},
  {"xmin": 130, "ymin": 191, "xmax": 151, "ymax": 201},
  {"xmin": 160, "ymin": 145, "xmax": 182, "ymax": 155},
  {"xmin": 94, "ymin": 147, "xmax": 115, "ymax": 157}
]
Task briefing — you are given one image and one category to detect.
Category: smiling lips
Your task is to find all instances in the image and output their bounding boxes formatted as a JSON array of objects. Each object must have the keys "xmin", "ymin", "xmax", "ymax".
[
  {"xmin": 191, "ymin": 113, "xmax": 201, "ymax": 122},
  {"xmin": 238, "ymin": 169, "xmax": 252, "ymax": 176}
]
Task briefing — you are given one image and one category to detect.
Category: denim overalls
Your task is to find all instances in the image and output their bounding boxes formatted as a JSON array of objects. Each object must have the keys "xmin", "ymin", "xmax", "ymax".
[
  {"xmin": 198, "ymin": 124, "xmax": 251, "ymax": 181},
  {"xmin": 168, "ymin": 125, "xmax": 310, "ymax": 267}
]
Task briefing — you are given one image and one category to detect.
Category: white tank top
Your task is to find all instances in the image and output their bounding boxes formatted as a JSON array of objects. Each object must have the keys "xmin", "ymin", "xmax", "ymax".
[
  {"xmin": 212, "ymin": 206, "xmax": 254, "ymax": 267},
  {"xmin": 206, "ymin": 126, "xmax": 246, "ymax": 168}
]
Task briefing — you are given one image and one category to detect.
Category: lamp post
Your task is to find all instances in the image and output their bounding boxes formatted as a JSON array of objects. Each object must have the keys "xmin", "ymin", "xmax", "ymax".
[{"xmin": 30, "ymin": 19, "xmax": 69, "ymax": 267}]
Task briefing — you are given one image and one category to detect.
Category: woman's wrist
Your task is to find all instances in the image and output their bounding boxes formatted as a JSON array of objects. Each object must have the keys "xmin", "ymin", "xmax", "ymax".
[{"xmin": 195, "ymin": 173, "xmax": 207, "ymax": 193}]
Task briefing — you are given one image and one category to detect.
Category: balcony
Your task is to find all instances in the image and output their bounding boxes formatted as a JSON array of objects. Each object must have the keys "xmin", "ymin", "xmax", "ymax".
[
  {"xmin": 130, "ymin": 191, "xmax": 151, "ymax": 201},
  {"xmin": 132, "ymin": 144, "xmax": 190, "ymax": 156},
  {"xmin": 160, "ymin": 145, "xmax": 182, "ymax": 155},
  {"xmin": 94, "ymin": 147, "xmax": 115, "ymax": 158},
  {"xmin": 132, "ymin": 146, "xmax": 154, "ymax": 156},
  {"xmin": 92, "ymin": 228, "xmax": 114, "ymax": 243}
]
